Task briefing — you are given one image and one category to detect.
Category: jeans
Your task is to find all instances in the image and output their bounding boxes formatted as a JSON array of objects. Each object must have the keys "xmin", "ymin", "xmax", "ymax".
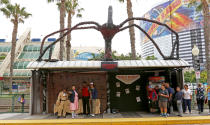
[
  {"xmin": 183, "ymin": 99, "xmax": 191, "ymax": 113},
  {"xmin": 197, "ymin": 99, "xmax": 204, "ymax": 112},
  {"xmin": 177, "ymin": 100, "xmax": 183, "ymax": 116},
  {"xmin": 167, "ymin": 100, "xmax": 173, "ymax": 114},
  {"xmin": 82, "ymin": 96, "xmax": 90, "ymax": 114}
]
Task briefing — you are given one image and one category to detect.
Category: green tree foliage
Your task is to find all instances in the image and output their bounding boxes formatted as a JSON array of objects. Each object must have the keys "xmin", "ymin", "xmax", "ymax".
[
  {"xmin": 145, "ymin": 55, "xmax": 157, "ymax": 60},
  {"xmin": 90, "ymin": 51, "xmax": 141, "ymax": 61},
  {"xmin": 0, "ymin": 0, "xmax": 9, "ymax": 5},
  {"xmin": 184, "ymin": 71, "xmax": 207, "ymax": 83},
  {"xmin": 57, "ymin": 0, "xmax": 84, "ymax": 60},
  {"xmin": 1, "ymin": 3, "xmax": 31, "ymax": 85}
]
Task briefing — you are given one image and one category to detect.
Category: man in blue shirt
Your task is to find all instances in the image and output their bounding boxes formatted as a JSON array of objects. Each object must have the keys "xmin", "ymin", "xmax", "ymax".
[
  {"xmin": 89, "ymin": 82, "xmax": 98, "ymax": 117},
  {"xmin": 165, "ymin": 82, "xmax": 174, "ymax": 114}
]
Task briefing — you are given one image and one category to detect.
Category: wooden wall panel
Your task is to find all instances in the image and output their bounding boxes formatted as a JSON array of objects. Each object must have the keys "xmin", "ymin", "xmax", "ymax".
[{"xmin": 47, "ymin": 72, "xmax": 107, "ymax": 113}]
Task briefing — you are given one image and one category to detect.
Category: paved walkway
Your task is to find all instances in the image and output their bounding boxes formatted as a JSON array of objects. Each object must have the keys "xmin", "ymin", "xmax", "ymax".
[{"xmin": 0, "ymin": 110, "xmax": 210, "ymax": 125}]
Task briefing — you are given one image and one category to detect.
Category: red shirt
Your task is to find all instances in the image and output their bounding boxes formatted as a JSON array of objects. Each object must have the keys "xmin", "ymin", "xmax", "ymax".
[
  {"xmin": 82, "ymin": 87, "xmax": 90, "ymax": 97},
  {"xmin": 148, "ymin": 89, "xmax": 157, "ymax": 101}
]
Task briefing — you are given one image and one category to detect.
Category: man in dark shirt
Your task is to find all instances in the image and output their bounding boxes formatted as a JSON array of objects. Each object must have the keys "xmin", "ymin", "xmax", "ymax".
[
  {"xmin": 82, "ymin": 81, "xmax": 90, "ymax": 115},
  {"xmin": 175, "ymin": 86, "xmax": 183, "ymax": 117},
  {"xmin": 165, "ymin": 82, "xmax": 174, "ymax": 114}
]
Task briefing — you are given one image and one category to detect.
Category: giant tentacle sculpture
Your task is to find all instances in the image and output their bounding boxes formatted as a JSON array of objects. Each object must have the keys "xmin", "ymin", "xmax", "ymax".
[{"xmin": 37, "ymin": 6, "xmax": 179, "ymax": 61}]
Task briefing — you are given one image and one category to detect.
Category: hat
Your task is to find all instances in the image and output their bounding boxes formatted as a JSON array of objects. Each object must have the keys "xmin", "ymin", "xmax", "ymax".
[{"xmin": 90, "ymin": 82, "xmax": 94, "ymax": 85}]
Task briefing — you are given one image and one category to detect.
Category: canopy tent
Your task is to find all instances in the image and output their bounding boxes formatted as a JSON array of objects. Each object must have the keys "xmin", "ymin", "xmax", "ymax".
[{"xmin": 27, "ymin": 59, "xmax": 189, "ymax": 69}]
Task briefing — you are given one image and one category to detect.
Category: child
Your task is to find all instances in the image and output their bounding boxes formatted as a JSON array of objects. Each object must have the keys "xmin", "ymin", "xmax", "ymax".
[
  {"xmin": 158, "ymin": 84, "xmax": 169, "ymax": 117},
  {"xmin": 175, "ymin": 86, "xmax": 183, "ymax": 117}
]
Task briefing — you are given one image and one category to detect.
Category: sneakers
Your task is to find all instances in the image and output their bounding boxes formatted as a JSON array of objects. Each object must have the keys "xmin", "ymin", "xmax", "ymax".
[
  {"xmin": 160, "ymin": 113, "xmax": 167, "ymax": 117},
  {"xmin": 163, "ymin": 113, "xmax": 167, "ymax": 118},
  {"xmin": 90, "ymin": 114, "xmax": 95, "ymax": 117}
]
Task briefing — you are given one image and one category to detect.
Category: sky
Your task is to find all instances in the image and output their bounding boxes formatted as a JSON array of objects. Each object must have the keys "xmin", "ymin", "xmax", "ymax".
[{"xmin": 0, "ymin": 0, "xmax": 164, "ymax": 54}]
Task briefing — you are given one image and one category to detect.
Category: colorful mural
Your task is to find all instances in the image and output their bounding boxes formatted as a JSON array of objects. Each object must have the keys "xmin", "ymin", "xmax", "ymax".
[
  {"xmin": 73, "ymin": 50, "xmax": 99, "ymax": 60},
  {"xmin": 140, "ymin": 0, "xmax": 205, "ymax": 43}
]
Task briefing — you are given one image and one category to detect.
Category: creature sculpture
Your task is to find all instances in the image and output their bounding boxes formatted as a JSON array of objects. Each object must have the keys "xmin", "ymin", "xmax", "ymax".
[{"xmin": 37, "ymin": 6, "xmax": 179, "ymax": 61}]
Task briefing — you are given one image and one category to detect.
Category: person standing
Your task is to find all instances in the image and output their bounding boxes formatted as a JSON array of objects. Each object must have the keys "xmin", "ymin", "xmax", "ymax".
[
  {"xmin": 175, "ymin": 86, "xmax": 183, "ymax": 117},
  {"xmin": 165, "ymin": 82, "xmax": 174, "ymax": 114},
  {"xmin": 69, "ymin": 85, "xmax": 79, "ymax": 118},
  {"xmin": 195, "ymin": 83, "xmax": 205, "ymax": 114},
  {"xmin": 183, "ymin": 84, "xmax": 192, "ymax": 114},
  {"xmin": 77, "ymin": 85, "xmax": 83, "ymax": 114},
  {"xmin": 57, "ymin": 88, "xmax": 68, "ymax": 118},
  {"xmin": 89, "ymin": 82, "xmax": 98, "ymax": 117},
  {"xmin": 158, "ymin": 84, "xmax": 169, "ymax": 117},
  {"xmin": 82, "ymin": 81, "xmax": 90, "ymax": 115},
  {"xmin": 148, "ymin": 87, "xmax": 158, "ymax": 113},
  {"xmin": 207, "ymin": 87, "xmax": 210, "ymax": 115}
]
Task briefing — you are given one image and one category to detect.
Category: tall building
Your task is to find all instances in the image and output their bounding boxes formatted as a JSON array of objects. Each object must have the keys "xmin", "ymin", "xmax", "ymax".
[{"xmin": 140, "ymin": 0, "xmax": 208, "ymax": 67}]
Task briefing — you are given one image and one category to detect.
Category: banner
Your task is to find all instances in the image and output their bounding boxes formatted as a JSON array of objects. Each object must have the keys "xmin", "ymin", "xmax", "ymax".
[
  {"xmin": 116, "ymin": 75, "xmax": 140, "ymax": 84},
  {"xmin": 141, "ymin": 0, "xmax": 205, "ymax": 43}
]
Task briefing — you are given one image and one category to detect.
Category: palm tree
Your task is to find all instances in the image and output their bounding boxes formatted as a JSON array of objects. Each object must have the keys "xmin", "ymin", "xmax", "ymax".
[
  {"xmin": 189, "ymin": 0, "xmax": 210, "ymax": 85},
  {"xmin": 60, "ymin": 0, "xmax": 83, "ymax": 60},
  {"xmin": 0, "ymin": 3, "xmax": 31, "ymax": 85},
  {"xmin": 48, "ymin": 0, "xmax": 65, "ymax": 61},
  {"xmin": 118, "ymin": 0, "xmax": 136, "ymax": 59},
  {"xmin": 0, "ymin": 0, "xmax": 9, "ymax": 5}
]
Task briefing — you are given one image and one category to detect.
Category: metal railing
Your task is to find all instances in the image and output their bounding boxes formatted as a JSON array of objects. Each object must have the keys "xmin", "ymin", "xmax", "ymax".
[{"xmin": 0, "ymin": 94, "xmax": 30, "ymax": 113}]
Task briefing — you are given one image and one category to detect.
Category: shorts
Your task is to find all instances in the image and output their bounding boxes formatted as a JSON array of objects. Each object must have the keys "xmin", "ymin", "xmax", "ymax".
[{"xmin": 159, "ymin": 101, "xmax": 167, "ymax": 108}]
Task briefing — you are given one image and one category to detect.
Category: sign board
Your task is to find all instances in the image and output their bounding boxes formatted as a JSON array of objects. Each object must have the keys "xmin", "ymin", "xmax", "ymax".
[
  {"xmin": 195, "ymin": 71, "xmax": 200, "ymax": 79},
  {"xmin": 149, "ymin": 76, "xmax": 165, "ymax": 83},
  {"xmin": 101, "ymin": 62, "xmax": 118, "ymax": 71},
  {"xmin": 116, "ymin": 75, "xmax": 140, "ymax": 84}
]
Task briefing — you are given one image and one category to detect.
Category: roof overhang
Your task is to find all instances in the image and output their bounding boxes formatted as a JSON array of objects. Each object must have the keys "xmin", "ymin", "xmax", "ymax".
[{"xmin": 27, "ymin": 59, "xmax": 190, "ymax": 70}]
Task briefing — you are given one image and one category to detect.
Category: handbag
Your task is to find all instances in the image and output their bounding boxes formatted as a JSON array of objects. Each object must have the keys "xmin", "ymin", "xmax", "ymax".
[{"xmin": 205, "ymin": 98, "xmax": 208, "ymax": 104}]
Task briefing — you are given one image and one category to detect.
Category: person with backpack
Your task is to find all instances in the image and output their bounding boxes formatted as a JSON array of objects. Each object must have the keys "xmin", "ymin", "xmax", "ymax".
[
  {"xmin": 195, "ymin": 83, "xmax": 205, "ymax": 114},
  {"xmin": 148, "ymin": 87, "xmax": 158, "ymax": 113}
]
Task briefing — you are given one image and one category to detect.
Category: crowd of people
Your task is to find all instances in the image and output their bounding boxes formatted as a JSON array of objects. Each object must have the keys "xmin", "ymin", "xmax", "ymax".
[
  {"xmin": 55, "ymin": 81, "xmax": 98, "ymax": 118},
  {"xmin": 148, "ymin": 82, "xmax": 210, "ymax": 117}
]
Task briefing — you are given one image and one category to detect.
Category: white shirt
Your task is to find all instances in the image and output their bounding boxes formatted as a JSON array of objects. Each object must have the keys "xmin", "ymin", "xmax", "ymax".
[{"xmin": 182, "ymin": 89, "xmax": 192, "ymax": 99}]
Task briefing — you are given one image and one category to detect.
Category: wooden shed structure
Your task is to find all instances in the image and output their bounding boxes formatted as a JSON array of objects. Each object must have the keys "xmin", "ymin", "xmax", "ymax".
[{"xmin": 27, "ymin": 59, "xmax": 189, "ymax": 114}]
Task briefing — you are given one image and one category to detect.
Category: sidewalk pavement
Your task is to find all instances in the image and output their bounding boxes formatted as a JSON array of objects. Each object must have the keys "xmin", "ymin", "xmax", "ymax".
[{"xmin": 0, "ymin": 110, "xmax": 210, "ymax": 125}]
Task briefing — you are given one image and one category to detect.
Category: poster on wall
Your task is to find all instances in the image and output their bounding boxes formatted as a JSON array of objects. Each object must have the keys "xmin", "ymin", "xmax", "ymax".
[
  {"xmin": 125, "ymin": 88, "xmax": 130, "ymax": 94},
  {"xmin": 136, "ymin": 97, "xmax": 141, "ymax": 102},
  {"xmin": 116, "ymin": 82, "xmax": 120, "ymax": 87},
  {"xmin": 116, "ymin": 75, "xmax": 140, "ymax": 84},
  {"xmin": 116, "ymin": 92, "xmax": 121, "ymax": 97},
  {"xmin": 136, "ymin": 85, "xmax": 140, "ymax": 91}
]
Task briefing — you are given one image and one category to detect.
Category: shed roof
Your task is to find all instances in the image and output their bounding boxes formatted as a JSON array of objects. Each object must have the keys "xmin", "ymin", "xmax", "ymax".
[{"xmin": 27, "ymin": 59, "xmax": 189, "ymax": 69}]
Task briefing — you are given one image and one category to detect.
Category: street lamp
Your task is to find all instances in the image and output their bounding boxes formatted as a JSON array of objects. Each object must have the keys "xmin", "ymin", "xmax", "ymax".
[
  {"xmin": 192, "ymin": 44, "xmax": 199, "ymax": 57},
  {"xmin": 192, "ymin": 44, "xmax": 200, "ymax": 109}
]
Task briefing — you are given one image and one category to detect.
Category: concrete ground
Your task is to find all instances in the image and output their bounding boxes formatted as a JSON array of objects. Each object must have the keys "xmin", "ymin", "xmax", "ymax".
[{"xmin": 0, "ymin": 109, "xmax": 210, "ymax": 120}]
